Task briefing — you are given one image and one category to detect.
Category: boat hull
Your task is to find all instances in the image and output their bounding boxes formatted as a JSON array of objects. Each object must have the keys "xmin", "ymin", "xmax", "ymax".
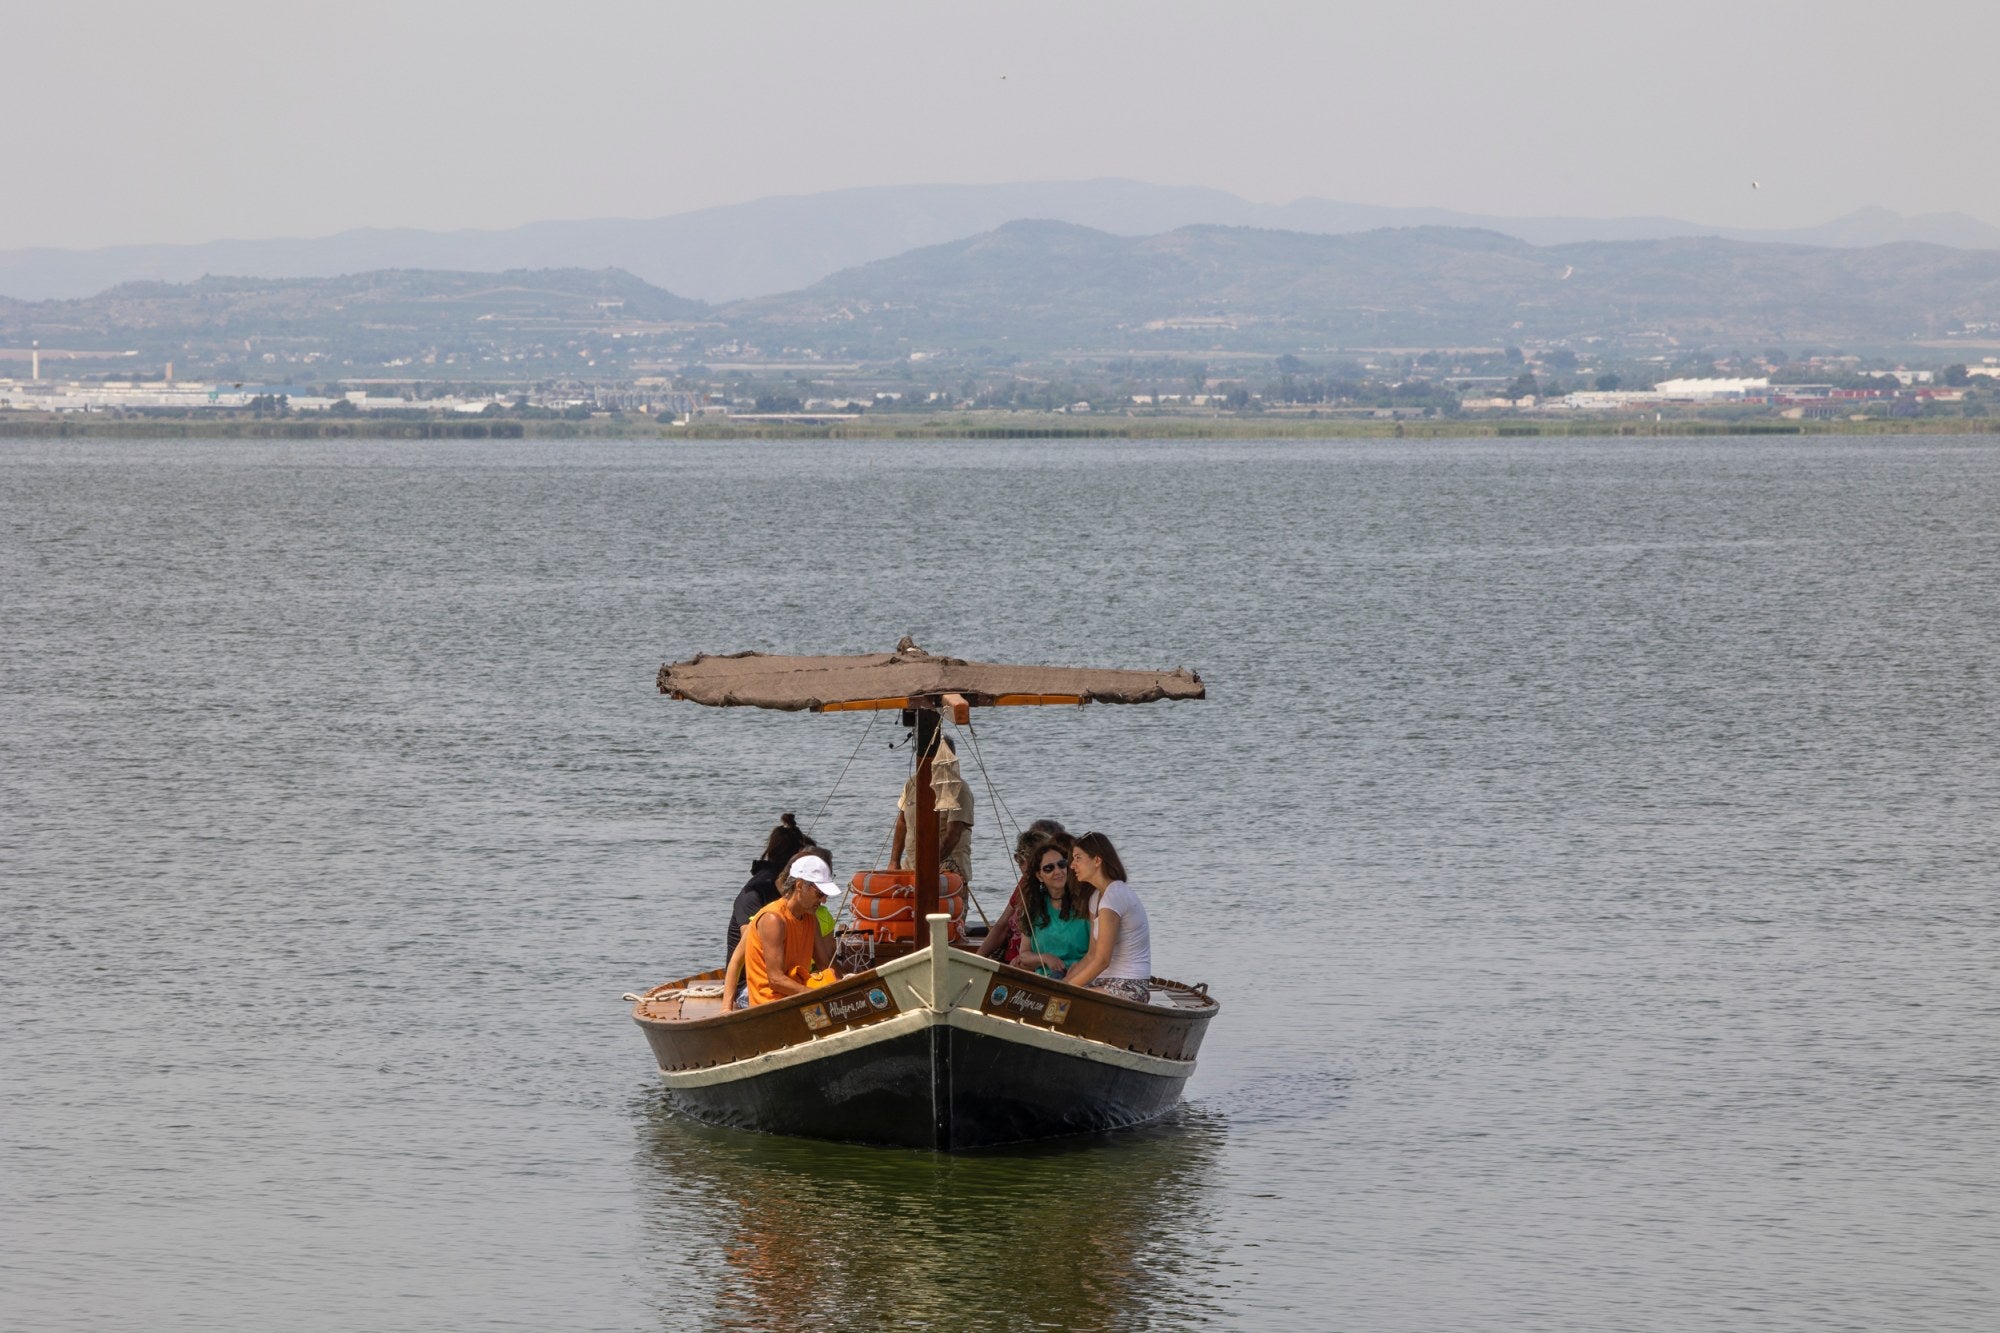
[
  {"xmin": 657, "ymin": 1016, "xmax": 1195, "ymax": 1150},
  {"xmin": 632, "ymin": 933, "xmax": 1216, "ymax": 1150}
]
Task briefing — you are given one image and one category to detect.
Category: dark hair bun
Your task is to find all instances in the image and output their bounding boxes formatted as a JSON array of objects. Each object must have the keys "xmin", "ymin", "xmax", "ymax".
[{"xmin": 779, "ymin": 812, "xmax": 798, "ymax": 827}]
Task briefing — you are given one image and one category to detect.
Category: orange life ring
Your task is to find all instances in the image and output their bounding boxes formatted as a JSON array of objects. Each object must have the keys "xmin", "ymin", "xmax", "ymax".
[{"xmin": 846, "ymin": 869, "xmax": 969, "ymax": 942}]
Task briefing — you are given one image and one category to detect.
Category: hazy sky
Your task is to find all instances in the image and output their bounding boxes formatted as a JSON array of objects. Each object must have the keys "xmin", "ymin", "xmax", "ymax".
[{"xmin": 7, "ymin": 0, "xmax": 1996, "ymax": 251}]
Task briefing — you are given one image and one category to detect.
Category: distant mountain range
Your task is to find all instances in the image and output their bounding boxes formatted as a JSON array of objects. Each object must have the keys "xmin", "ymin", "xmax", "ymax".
[
  {"xmin": 738, "ymin": 221, "xmax": 2000, "ymax": 352},
  {"xmin": 0, "ymin": 268, "xmax": 703, "ymax": 367},
  {"xmin": 9, "ymin": 222, "xmax": 2000, "ymax": 369},
  {"xmin": 2, "ymin": 179, "xmax": 1996, "ymax": 304}
]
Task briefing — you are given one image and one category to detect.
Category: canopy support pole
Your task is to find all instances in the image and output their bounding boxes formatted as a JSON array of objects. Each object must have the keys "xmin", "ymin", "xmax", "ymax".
[{"xmin": 912, "ymin": 702, "xmax": 941, "ymax": 948}]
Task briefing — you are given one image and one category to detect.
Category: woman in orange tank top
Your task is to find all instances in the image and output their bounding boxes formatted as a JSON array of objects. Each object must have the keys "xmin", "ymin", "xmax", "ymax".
[{"xmin": 744, "ymin": 851, "xmax": 843, "ymax": 1006}]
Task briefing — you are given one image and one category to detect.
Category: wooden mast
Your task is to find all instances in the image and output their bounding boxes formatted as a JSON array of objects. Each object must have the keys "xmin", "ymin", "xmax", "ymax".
[{"xmin": 911, "ymin": 701, "xmax": 940, "ymax": 948}]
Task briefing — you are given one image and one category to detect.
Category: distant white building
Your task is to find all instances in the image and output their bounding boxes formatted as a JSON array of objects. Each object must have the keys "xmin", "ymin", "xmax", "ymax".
[
  {"xmin": 0, "ymin": 379, "xmax": 509, "ymax": 414},
  {"xmin": 1651, "ymin": 377, "xmax": 1770, "ymax": 400},
  {"xmin": 0, "ymin": 379, "xmax": 258, "ymax": 411},
  {"xmin": 1561, "ymin": 389, "xmax": 1665, "ymax": 410}
]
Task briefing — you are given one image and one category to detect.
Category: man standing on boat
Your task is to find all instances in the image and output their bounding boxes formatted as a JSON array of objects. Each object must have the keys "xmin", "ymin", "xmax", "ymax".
[{"xmin": 890, "ymin": 736, "xmax": 974, "ymax": 886}]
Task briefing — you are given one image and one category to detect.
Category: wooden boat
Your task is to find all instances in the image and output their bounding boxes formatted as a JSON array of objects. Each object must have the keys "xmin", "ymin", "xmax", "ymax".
[{"xmin": 629, "ymin": 641, "xmax": 1221, "ymax": 1150}]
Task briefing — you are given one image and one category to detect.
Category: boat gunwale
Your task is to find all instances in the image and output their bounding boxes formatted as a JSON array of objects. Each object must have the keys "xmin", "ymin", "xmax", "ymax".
[
  {"xmin": 630, "ymin": 961, "xmax": 899, "ymax": 1032},
  {"xmin": 632, "ymin": 959, "xmax": 1219, "ymax": 1029},
  {"xmin": 983, "ymin": 959, "xmax": 1222, "ymax": 1017}
]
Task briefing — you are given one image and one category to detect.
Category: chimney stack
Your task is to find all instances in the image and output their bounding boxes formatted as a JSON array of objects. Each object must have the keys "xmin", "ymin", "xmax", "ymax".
[
  {"xmin": 31, "ymin": 340, "xmax": 39, "ymax": 381},
  {"xmin": 165, "ymin": 360, "xmax": 174, "ymax": 385}
]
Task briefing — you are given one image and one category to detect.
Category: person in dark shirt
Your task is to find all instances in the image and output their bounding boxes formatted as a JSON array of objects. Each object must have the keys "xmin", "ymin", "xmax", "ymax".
[{"xmin": 726, "ymin": 813, "xmax": 813, "ymax": 971}]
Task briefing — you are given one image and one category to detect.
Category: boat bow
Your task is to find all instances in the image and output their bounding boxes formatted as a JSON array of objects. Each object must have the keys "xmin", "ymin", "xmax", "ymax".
[{"xmin": 633, "ymin": 918, "xmax": 1217, "ymax": 1149}]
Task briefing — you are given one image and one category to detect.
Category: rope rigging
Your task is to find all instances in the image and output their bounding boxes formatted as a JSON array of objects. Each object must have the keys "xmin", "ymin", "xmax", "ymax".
[
  {"xmin": 953, "ymin": 714, "xmax": 1040, "ymax": 956},
  {"xmin": 803, "ymin": 704, "xmax": 1041, "ymax": 951},
  {"xmin": 806, "ymin": 709, "xmax": 876, "ymax": 841},
  {"xmin": 808, "ymin": 710, "xmax": 879, "ymax": 933}
]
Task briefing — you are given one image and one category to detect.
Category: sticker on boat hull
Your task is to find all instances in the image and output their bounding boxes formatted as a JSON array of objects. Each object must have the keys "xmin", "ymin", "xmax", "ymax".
[
  {"xmin": 982, "ymin": 982, "xmax": 1071, "ymax": 1025},
  {"xmin": 796, "ymin": 982, "xmax": 901, "ymax": 1035}
]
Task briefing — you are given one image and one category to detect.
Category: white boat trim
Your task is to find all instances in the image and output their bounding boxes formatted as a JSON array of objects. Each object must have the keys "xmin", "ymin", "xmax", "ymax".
[{"xmin": 655, "ymin": 1002, "xmax": 1193, "ymax": 1090}]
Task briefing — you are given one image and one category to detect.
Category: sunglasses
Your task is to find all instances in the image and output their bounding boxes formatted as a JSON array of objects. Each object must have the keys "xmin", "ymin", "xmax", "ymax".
[{"xmin": 1038, "ymin": 858, "xmax": 1068, "ymax": 872}]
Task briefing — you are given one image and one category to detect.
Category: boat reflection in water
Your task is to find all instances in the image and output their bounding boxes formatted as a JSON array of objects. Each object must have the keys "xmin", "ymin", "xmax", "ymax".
[{"xmin": 632, "ymin": 1093, "xmax": 1229, "ymax": 1329}]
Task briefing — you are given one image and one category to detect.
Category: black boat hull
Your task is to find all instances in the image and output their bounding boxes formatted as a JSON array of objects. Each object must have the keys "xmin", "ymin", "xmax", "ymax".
[{"xmin": 659, "ymin": 1022, "xmax": 1194, "ymax": 1150}]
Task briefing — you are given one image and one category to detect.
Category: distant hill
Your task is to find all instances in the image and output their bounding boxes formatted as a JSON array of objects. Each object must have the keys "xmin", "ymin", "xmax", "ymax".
[
  {"xmin": 2, "ymin": 180, "xmax": 1995, "ymax": 303},
  {"xmin": 728, "ymin": 221, "xmax": 2000, "ymax": 352},
  {"xmin": 9, "ymin": 227, "xmax": 2000, "ymax": 372},
  {"xmin": 0, "ymin": 268, "xmax": 705, "ymax": 368}
]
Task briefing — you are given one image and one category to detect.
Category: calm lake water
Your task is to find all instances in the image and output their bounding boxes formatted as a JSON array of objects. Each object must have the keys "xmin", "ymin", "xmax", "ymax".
[{"xmin": 4, "ymin": 436, "xmax": 1997, "ymax": 1331}]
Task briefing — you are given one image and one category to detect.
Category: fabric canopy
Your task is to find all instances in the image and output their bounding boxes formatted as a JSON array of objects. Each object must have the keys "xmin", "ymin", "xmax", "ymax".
[{"xmin": 656, "ymin": 640, "xmax": 1204, "ymax": 711}]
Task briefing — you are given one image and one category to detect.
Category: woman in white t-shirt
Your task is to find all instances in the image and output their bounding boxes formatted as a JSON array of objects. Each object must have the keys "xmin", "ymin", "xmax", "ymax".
[{"xmin": 1063, "ymin": 831, "xmax": 1152, "ymax": 1004}]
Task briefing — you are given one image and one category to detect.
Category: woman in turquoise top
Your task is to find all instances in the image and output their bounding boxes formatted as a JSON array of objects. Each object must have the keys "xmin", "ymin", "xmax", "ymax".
[{"xmin": 1012, "ymin": 835, "xmax": 1092, "ymax": 979}]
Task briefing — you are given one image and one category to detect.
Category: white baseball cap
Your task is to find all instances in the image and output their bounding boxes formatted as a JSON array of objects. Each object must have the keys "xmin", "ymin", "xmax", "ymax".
[{"xmin": 788, "ymin": 854, "xmax": 842, "ymax": 897}]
